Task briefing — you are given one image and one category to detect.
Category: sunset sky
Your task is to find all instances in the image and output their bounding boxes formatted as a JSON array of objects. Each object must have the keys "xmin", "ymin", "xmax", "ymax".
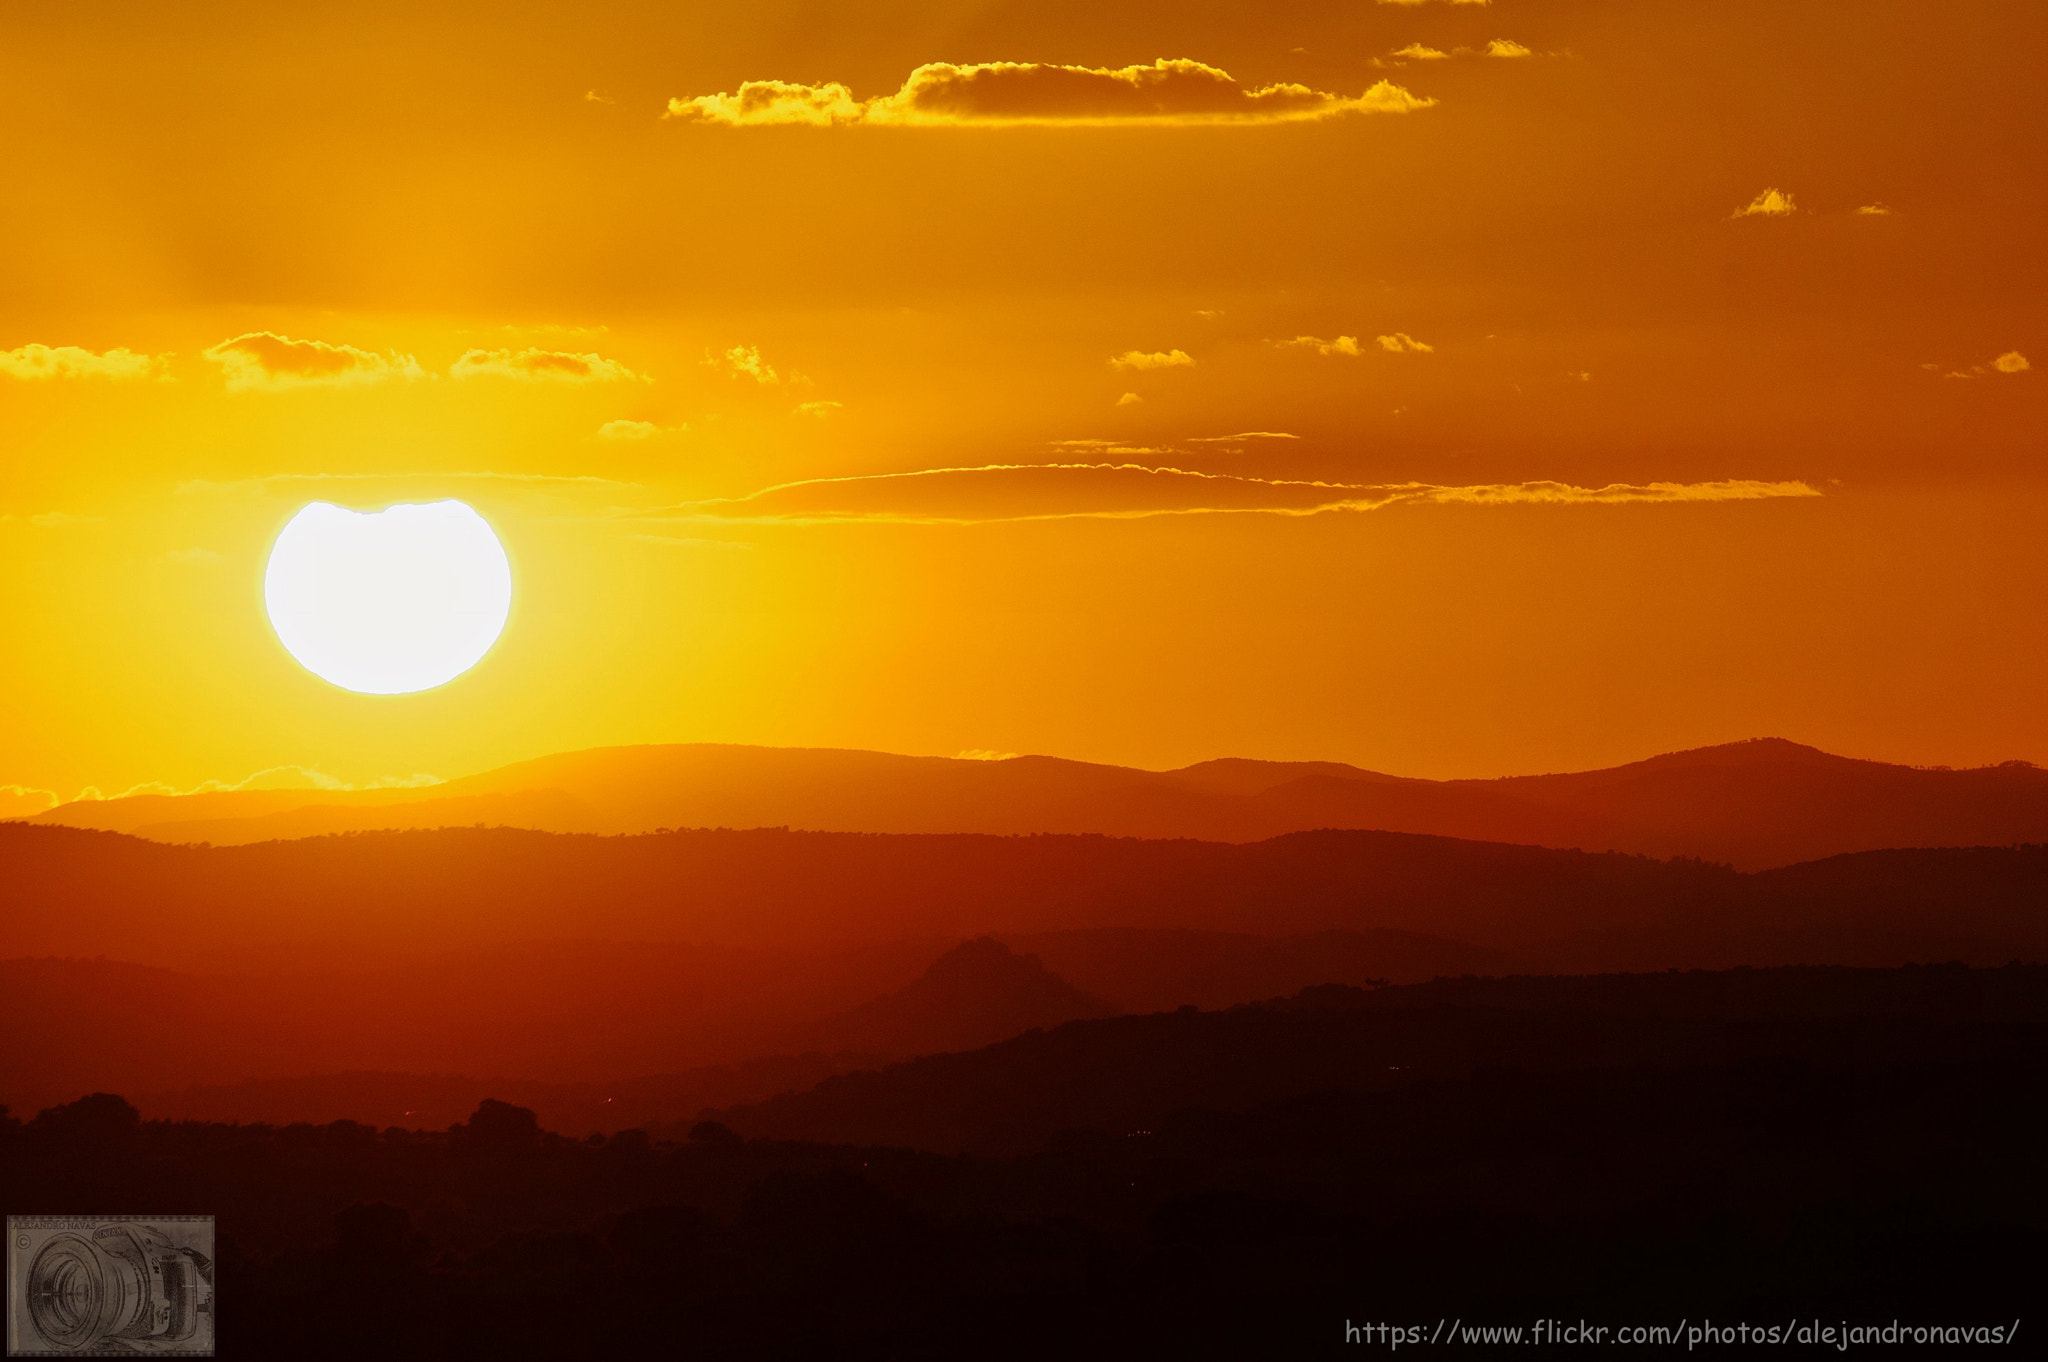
[{"xmin": 2, "ymin": 0, "xmax": 2043, "ymax": 807}]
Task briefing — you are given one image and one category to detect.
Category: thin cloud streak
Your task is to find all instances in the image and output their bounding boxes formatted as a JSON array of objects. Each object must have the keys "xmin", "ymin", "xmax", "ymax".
[
  {"xmin": 451, "ymin": 348, "xmax": 646, "ymax": 383},
  {"xmin": 624, "ymin": 462, "xmax": 1822, "ymax": 528}
]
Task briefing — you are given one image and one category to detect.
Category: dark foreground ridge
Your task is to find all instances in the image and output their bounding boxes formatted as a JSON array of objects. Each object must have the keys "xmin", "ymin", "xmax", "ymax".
[{"xmin": 5, "ymin": 964, "xmax": 2042, "ymax": 1359}]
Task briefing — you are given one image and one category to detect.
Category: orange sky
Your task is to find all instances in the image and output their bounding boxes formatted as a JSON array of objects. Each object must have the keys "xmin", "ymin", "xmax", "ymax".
[{"xmin": 2, "ymin": 0, "xmax": 2044, "ymax": 807}]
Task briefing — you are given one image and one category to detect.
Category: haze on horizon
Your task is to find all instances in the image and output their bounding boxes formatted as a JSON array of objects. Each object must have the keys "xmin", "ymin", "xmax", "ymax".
[{"xmin": 2, "ymin": 0, "xmax": 2044, "ymax": 802}]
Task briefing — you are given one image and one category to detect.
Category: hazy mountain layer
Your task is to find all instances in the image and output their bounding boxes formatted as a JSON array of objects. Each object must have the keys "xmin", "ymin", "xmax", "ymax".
[{"xmin": 25, "ymin": 737, "xmax": 2048, "ymax": 869}]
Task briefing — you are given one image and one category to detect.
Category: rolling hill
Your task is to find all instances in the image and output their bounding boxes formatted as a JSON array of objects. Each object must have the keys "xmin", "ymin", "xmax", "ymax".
[{"xmin": 22, "ymin": 737, "xmax": 2048, "ymax": 869}]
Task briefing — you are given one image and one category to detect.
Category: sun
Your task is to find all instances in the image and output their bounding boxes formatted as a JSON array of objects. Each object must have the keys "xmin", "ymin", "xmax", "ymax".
[{"xmin": 264, "ymin": 500, "xmax": 513, "ymax": 694}]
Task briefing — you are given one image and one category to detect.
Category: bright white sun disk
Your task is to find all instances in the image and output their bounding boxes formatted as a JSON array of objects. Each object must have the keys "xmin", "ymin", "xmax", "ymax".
[{"xmin": 265, "ymin": 500, "xmax": 512, "ymax": 694}]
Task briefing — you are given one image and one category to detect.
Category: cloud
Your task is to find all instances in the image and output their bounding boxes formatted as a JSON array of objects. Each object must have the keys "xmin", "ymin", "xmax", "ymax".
[
  {"xmin": 0, "ymin": 343, "xmax": 165, "ymax": 380},
  {"xmin": 205, "ymin": 332, "xmax": 423, "ymax": 391},
  {"xmin": 956, "ymin": 750, "xmax": 1019, "ymax": 761},
  {"xmin": 709, "ymin": 343, "xmax": 805, "ymax": 385},
  {"xmin": 795, "ymin": 400, "xmax": 844, "ymax": 417},
  {"xmin": 1187, "ymin": 431, "xmax": 1300, "ymax": 443},
  {"xmin": 1111, "ymin": 349, "xmax": 1195, "ymax": 370},
  {"xmin": 667, "ymin": 59, "xmax": 1434, "ymax": 128},
  {"xmin": 1279, "ymin": 334, "xmax": 1364, "ymax": 357},
  {"xmin": 1732, "ymin": 188, "xmax": 1798, "ymax": 218},
  {"xmin": 1923, "ymin": 351, "xmax": 2030, "ymax": 379},
  {"xmin": 628, "ymin": 463, "xmax": 1821, "ymax": 527},
  {"xmin": 597, "ymin": 419, "xmax": 688, "ymax": 440},
  {"xmin": 1047, "ymin": 439, "xmax": 1171, "ymax": 456},
  {"xmin": 51, "ymin": 765, "xmax": 443, "ymax": 807},
  {"xmin": 668, "ymin": 79, "xmax": 862, "ymax": 127},
  {"xmin": 451, "ymin": 348, "xmax": 645, "ymax": 382},
  {"xmin": 1, "ymin": 783, "xmax": 61, "ymax": 818},
  {"xmin": 1277, "ymin": 333, "xmax": 1442, "ymax": 358},
  {"xmin": 1855, "ymin": 203, "xmax": 1894, "ymax": 216},
  {"xmin": 1388, "ymin": 38, "xmax": 1544, "ymax": 63},
  {"xmin": 1378, "ymin": 0, "xmax": 1490, "ymax": 6},
  {"xmin": 1117, "ymin": 392, "xmax": 1144, "ymax": 406}
]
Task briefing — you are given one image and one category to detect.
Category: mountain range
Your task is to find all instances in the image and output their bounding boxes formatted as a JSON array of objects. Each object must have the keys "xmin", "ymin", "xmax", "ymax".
[
  {"xmin": 6, "ymin": 816, "xmax": 2046, "ymax": 1123},
  {"xmin": 22, "ymin": 736, "xmax": 2048, "ymax": 869}
]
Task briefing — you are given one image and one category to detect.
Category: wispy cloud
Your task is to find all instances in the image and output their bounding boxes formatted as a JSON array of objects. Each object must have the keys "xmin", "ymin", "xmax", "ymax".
[
  {"xmin": 55, "ymin": 766, "xmax": 445, "ymax": 805},
  {"xmin": 1731, "ymin": 188, "xmax": 1798, "ymax": 218},
  {"xmin": 1278, "ymin": 334, "xmax": 1364, "ymax": 356},
  {"xmin": 451, "ymin": 348, "xmax": 646, "ymax": 383},
  {"xmin": 1378, "ymin": 0, "xmax": 1490, "ymax": 6},
  {"xmin": 1, "ymin": 784, "xmax": 61, "ymax": 818},
  {"xmin": 1186, "ymin": 431, "xmax": 1300, "ymax": 443},
  {"xmin": 1116, "ymin": 391, "xmax": 1144, "ymax": 406},
  {"xmin": 1921, "ymin": 350, "xmax": 2031, "ymax": 380},
  {"xmin": 597, "ymin": 419, "xmax": 688, "ymax": 440},
  {"xmin": 1377, "ymin": 332, "xmax": 1434, "ymax": 353},
  {"xmin": 1387, "ymin": 38, "xmax": 1542, "ymax": 63},
  {"xmin": 796, "ymin": 400, "xmax": 844, "ymax": 417},
  {"xmin": 205, "ymin": 333, "xmax": 424, "ymax": 391},
  {"xmin": 708, "ymin": 343, "xmax": 805, "ymax": 385},
  {"xmin": 1111, "ymin": 349, "xmax": 1195, "ymax": 371},
  {"xmin": 1854, "ymin": 203, "xmax": 1894, "ymax": 216},
  {"xmin": 667, "ymin": 59, "xmax": 1433, "ymax": 128},
  {"xmin": 0, "ymin": 343, "xmax": 166, "ymax": 381},
  {"xmin": 623, "ymin": 463, "xmax": 1821, "ymax": 527}
]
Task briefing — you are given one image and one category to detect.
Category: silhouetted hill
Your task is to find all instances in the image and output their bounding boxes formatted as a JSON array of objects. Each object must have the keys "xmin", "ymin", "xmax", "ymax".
[
  {"xmin": 785, "ymin": 937, "xmax": 1120, "ymax": 1058},
  {"xmin": 139, "ymin": 1053, "xmax": 879, "ymax": 1137},
  {"xmin": 4, "ymin": 964, "xmax": 2040, "ymax": 1357},
  {"xmin": 0, "ymin": 928, "xmax": 1503, "ymax": 1124},
  {"xmin": 712, "ymin": 963, "xmax": 2048, "ymax": 1155},
  {"xmin": 6, "ymin": 823, "xmax": 2045, "ymax": 1121},
  {"xmin": 0, "ymin": 941, "xmax": 942, "ymax": 1115},
  {"xmin": 22, "ymin": 737, "xmax": 2048, "ymax": 868},
  {"xmin": 1000, "ymin": 927, "xmax": 1518, "ymax": 1011},
  {"xmin": 7, "ymin": 822, "xmax": 2043, "ymax": 971}
]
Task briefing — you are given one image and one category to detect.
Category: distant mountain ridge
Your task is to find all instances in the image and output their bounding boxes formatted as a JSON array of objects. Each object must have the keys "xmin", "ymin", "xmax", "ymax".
[
  {"xmin": 785, "ymin": 937, "xmax": 1121, "ymax": 1059},
  {"xmin": 20, "ymin": 737, "xmax": 2048, "ymax": 869},
  {"xmin": 6, "ymin": 822, "xmax": 2045, "ymax": 1126}
]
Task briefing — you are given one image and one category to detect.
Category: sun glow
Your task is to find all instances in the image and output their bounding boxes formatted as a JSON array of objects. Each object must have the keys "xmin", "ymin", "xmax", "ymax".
[{"xmin": 263, "ymin": 501, "xmax": 512, "ymax": 695}]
